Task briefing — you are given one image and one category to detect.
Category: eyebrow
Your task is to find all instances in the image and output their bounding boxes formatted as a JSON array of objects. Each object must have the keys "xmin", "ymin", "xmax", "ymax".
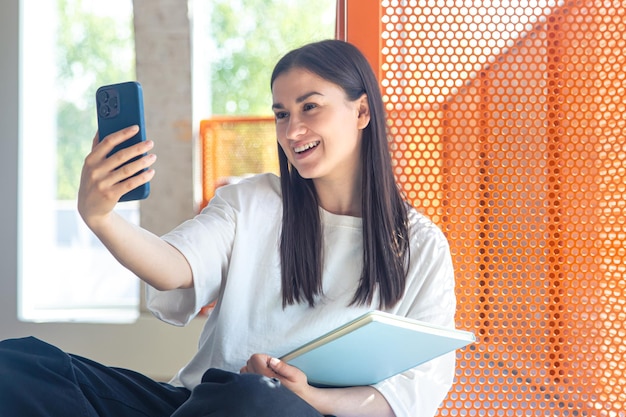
[{"xmin": 272, "ymin": 91, "xmax": 323, "ymax": 110}]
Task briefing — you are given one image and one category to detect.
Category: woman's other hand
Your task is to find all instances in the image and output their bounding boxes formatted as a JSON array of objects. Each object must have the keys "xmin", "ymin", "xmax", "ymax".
[
  {"xmin": 240, "ymin": 353, "xmax": 395, "ymax": 417},
  {"xmin": 240, "ymin": 354, "xmax": 312, "ymax": 400}
]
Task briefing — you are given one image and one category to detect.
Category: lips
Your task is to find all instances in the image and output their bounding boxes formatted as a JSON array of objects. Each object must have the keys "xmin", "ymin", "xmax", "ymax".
[{"xmin": 294, "ymin": 141, "xmax": 320, "ymax": 154}]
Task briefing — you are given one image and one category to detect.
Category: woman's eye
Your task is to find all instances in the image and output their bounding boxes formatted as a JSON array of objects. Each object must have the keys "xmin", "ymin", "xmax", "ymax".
[
  {"xmin": 274, "ymin": 111, "xmax": 288, "ymax": 120},
  {"xmin": 303, "ymin": 103, "xmax": 317, "ymax": 111}
]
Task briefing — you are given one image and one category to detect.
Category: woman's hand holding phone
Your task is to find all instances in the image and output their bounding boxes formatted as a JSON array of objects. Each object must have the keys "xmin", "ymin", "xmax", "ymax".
[{"xmin": 77, "ymin": 126, "xmax": 156, "ymax": 230}]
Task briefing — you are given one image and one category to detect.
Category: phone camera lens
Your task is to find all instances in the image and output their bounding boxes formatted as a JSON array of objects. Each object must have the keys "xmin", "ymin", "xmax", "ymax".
[
  {"xmin": 98, "ymin": 105, "xmax": 111, "ymax": 117},
  {"xmin": 97, "ymin": 90, "xmax": 109, "ymax": 104}
]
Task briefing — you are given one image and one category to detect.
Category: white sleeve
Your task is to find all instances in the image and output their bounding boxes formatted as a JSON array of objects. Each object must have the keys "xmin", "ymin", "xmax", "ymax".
[
  {"xmin": 146, "ymin": 189, "xmax": 237, "ymax": 326},
  {"xmin": 375, "ymin": 215, "xmax": 458, "ymax": 417}
]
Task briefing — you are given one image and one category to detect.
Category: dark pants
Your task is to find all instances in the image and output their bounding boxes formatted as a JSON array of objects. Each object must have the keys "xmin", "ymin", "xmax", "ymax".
[{"xmin": 0, "ymin": 337, "xmax": 326, "ymax": 417}]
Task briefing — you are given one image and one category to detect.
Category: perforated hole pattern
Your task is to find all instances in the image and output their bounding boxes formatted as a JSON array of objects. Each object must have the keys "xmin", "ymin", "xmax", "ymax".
[
  {"xmin": 380, "ymin": 1, "xmax": 625, "ymax": 415},
  {"xmin": 200, "ymin": 117, "xmax": 277, "ymax": 208}
]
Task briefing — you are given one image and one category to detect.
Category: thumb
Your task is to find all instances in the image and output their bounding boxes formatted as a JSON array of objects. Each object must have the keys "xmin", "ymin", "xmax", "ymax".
[{"xmin": 267, "ymin": 357, "xmax": 293, "ymax": 378}]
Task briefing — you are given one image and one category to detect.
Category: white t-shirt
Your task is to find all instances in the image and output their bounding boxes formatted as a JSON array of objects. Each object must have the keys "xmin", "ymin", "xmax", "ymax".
[{"xmin": 147, "ymin": 173, "xmax": 457, "ymax": 417}]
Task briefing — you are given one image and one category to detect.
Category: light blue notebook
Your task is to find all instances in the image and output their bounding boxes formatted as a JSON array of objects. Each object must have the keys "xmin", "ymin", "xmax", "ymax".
[{"xmin": 280, "ymin": 310, "xmax": 475, "ymax": 387}]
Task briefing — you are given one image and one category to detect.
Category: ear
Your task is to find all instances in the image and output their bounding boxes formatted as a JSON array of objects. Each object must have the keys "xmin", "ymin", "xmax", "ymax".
[{"xmin": 356, "ymin": 94, "xmax": 370, "ymax": 130}]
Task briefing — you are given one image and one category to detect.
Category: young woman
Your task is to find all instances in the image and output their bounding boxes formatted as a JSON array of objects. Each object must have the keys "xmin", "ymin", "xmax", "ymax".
[{"xmin": 0, "ymin": 40, "xmax": 456, "ymax": 417}]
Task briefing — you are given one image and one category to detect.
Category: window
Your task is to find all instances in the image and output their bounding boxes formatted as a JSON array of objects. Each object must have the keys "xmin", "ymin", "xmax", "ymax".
[{"xmin": 19, "ymin": 0, "xmax": 140, "ymax": 323}]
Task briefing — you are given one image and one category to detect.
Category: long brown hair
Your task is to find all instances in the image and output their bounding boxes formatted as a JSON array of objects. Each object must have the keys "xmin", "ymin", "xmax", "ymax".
[{"xmin": 271, "ymin": 40, "xmax": 410, "ymax": 309}]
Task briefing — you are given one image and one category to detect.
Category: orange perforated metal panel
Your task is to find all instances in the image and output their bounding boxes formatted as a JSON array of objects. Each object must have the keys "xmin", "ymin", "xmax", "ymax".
[
  {"xmin": 352, "ymin": 1, "xmax": 625, "ymax": 415},
  {"xmin": 199, "ymin": 117, "xmax": 277, "ymax": 209}
]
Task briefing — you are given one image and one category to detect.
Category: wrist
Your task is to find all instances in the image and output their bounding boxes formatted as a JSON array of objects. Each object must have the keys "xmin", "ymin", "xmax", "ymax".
[
  {"xmin": 82, "ymin": 211, "xmax": 116, "ymax": 234},
  {"xmin": 301, "ymin": 386, "xmax": 333, "ymax": 416}
]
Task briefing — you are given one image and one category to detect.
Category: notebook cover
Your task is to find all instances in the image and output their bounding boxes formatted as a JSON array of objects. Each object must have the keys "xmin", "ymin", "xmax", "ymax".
[{"xmin": 280, "ymin": 311, "xmax": 475, "ymax": 387}]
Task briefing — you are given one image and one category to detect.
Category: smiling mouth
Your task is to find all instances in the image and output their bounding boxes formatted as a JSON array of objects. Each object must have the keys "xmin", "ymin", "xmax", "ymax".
[{"xmin": 294, "ymin": 141, "xmax": 320, "ymax": 154}]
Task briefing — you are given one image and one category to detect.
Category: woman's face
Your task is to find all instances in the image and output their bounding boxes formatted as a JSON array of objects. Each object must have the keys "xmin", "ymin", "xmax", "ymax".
[{"xmin": 271, "ymin": 67, "xmax": 370, "ymax": 186}]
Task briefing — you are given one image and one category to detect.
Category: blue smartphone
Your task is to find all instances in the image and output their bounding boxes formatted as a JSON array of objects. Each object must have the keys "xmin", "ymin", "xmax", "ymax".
[{"xmin": 95, "ymin": 81, "xmax": 150, "ymax": 202}]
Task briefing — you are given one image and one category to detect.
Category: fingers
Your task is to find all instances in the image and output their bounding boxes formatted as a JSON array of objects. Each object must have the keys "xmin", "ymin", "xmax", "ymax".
[
  {"xmin": 241, "ymin": 353, "xmax": 271, "ymax": 375},
  {"xmin": 240, "ymin": 353, "xmax": 312, "ymax": 402},
  {"xmin": 112, "ymin": 158, "xmax": 156, "ymax": 195},
  {"xmin": 79, "ymin": 126, "xmax": 156, "ymax": 216},
  {"xmin": 110, "ymin": 141, "xmax": 155, "ymax": 184},
  {"xmin": 84, "ymin": 147, "xmax": 155, "ymax": 201},
  {"xmin": 90, "ymin": 125, "xmax": 138, "ymax": 158},
  {"xmin": 87, "ymin": 126, "xmax": 155, "ymax": 182},
  {"xmin": 99, "ymin": 125, "xmax": 141, "ymax": 151},
  {"xmin": 86, "ymin": 126, "xmax": 139, "ymax": 166},
  {"xmin": 267, "ymin": 357, "xmax": 287, "ymax": 376},
  {"xmin": 241, "ymin": 354, "xmax": 295, "ymax": 380},
  {"xmin": 102, "ymin": 126, "xmax": 152, "ymax": 164},
  {"xmin": 91, "ymin": 126, "xmax": 148, "ymax": 166}
]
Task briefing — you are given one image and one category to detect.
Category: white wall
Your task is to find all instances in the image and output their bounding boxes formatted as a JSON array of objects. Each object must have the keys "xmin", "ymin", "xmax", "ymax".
[{"xmin": 0, "ymin": 0, "xmax": 204, "ymax": 381}]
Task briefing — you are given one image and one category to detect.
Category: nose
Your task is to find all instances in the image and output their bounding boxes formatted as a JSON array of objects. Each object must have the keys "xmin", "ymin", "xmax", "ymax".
[{"xmin": 285, "ymin": 115, "xmax": 307, "ymax": 140}]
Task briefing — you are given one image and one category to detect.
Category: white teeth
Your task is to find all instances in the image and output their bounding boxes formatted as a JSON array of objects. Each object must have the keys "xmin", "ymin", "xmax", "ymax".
[{"xmin": 294, "ymin": 141, "xmax": 320, "ymax": 153}]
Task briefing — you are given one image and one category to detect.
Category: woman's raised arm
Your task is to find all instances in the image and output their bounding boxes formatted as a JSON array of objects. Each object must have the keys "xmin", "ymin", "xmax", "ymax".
[{"xmin": 77, "ymin": 126, "xmax": 193, "ymax": 290}]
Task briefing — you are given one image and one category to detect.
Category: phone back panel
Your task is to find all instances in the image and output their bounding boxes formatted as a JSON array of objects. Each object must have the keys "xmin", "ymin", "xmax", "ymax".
[{"xmin": 95, "ymin": 81, "xmax": 150, "ymax": 201}]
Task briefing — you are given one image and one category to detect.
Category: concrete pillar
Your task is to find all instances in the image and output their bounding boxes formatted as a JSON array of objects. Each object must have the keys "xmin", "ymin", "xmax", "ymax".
[{"xmin": 132, "ymin": 0, "xmax": 196, "ymax": 235}]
